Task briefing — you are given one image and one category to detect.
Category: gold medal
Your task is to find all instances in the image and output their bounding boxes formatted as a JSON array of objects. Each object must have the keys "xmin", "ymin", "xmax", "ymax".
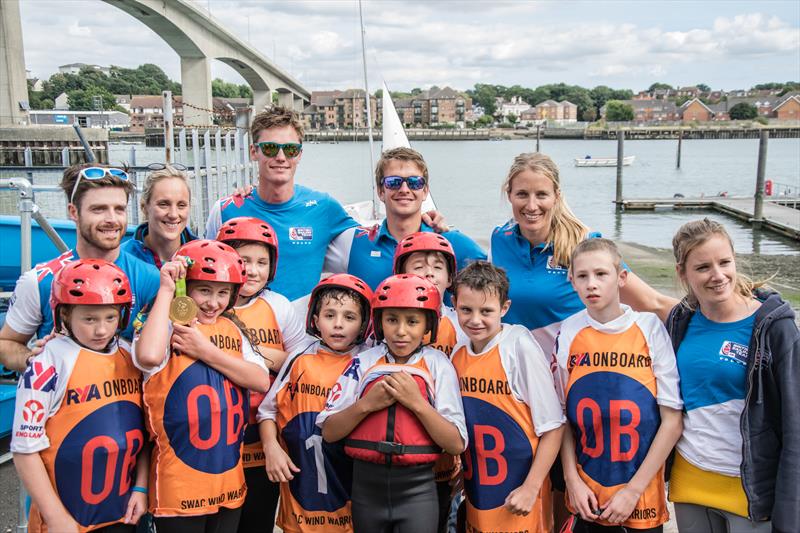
[{"xmin": 170, "ymin": 277, "xmax": 198, "ymax": 325}]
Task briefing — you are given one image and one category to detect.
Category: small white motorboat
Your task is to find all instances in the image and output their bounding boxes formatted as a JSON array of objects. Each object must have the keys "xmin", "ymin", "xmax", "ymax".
[{"xmin": 574, "ymin": 155, "xmax": 636, "ymax": 167}]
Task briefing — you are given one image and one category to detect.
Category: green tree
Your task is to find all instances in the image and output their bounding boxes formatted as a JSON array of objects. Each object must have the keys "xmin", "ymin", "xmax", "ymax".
[
  {"xmin": 605, "ymin": 100, "xmax": 634, "ymax": 121},
  {"xmin": 469, "ymin": 84, "xmax": 498, "ymax": 115},
  {"xmin": 66, "ymin": 85, "xmax": 117, "ymax": 111},
  {"xmin": 506, "ymin": 113, "xmax": 518, "ymax": 124},
  {"xmin": 476, "ymin": 114, "xmax": 494, "ymax": 127},
  {"xmin": 696, "ymin": 83, "xmax": 711, "ymax": 92},
  {"xmin": 729, "ymin": 102, "xmax": 758, "ymax": 120},
  {"xmin": 648, "ymin": 82, "xmax": 673, "ymax": 92}
]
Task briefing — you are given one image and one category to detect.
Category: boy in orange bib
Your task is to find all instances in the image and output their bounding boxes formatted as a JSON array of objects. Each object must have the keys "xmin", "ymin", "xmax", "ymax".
[
  {"xmin": 450, "ymin": 261, "xmax": 565, "ymax": 533},
  {"xmin": 393, "ymin": 231, "xmax": 464, "ymax": 532},
  {"xmin": 317, "ymin": 274, "xmax": 467, "ymax": 533},
  {"xmin": 556, "ymin": 239, "xmax": 682, "ymax": 532},
  {"xmin": 12, "ymin": 259, "xmax": 148, "ymax": 532},
  {"xmin": 132, "ymin": 240, "xmax": 271, "ymax": 533},
  {"xmin": 216, "ymin": 216, "xmax": 308, "ymax": 533},
  {"xmin": 258, "ymin": 273, "xmax": 374, "ymax": 532}
]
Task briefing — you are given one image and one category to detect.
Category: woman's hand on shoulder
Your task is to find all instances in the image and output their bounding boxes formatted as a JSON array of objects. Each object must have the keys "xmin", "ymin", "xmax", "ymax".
[{"xmin": 422, "ymin": 210, "xmax": 449, "ymax": 233}]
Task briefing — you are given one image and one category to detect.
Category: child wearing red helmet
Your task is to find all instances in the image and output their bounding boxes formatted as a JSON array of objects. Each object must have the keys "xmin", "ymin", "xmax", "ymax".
[
  {"xmin": 216, "ymin": 216, "xmax": 308, "ymax": 533},
  {"xmin": 258, "ymin": 273, "xmax": 374, "ymax": 532},
  {"xmin": 317, "ymin": 274, "xmax": 467, "ymax": 533},
  {"xmin": 393, "ymin": 231, "xmax": 465, "ymax": 532},
  {"xmin": 132, "ymin": 240, "xmax": 270, "ymax": 532},
  {"xmin": 12, "ymin": 259, "xmax": 149, "ymax": 533}
]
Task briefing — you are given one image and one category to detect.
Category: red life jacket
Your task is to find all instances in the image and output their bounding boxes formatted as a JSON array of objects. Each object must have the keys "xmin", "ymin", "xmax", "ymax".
[{"xmin": 345, "ymin": 366, "xmax": 441, "ymax": 465}]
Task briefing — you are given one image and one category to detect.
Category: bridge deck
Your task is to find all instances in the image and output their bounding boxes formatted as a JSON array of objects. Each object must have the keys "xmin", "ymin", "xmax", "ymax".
[{"xmin": 620, "ymin": 196, "xmax": 800, "ymax": 240}]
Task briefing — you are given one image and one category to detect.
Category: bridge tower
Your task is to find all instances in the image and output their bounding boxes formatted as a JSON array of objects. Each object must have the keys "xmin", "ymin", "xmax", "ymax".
[{"xmin": 0, "ymin": 0, "xmax": 29, "ymax": 126}]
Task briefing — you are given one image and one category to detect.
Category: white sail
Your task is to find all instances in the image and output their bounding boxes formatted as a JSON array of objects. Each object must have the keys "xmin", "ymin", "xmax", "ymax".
[{"xmin": 382, "ymin": 82, "xmax": 410, "ymax": 151}]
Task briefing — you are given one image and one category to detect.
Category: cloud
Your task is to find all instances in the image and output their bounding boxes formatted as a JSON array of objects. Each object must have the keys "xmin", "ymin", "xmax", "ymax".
[{"xmin": 17, "ymin": 1, "xmax": 800, "ymax": 92}]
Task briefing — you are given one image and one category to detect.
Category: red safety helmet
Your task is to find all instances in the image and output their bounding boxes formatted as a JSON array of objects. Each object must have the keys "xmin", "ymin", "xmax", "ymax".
[
  {"xmin": 372, "ymin": 274, "xmax": 441, "ymax": 343},
  {"xmin": 50, "ymin": 259, "xmax": 133, "ymax": 332},
  {"xmin": 307, "ymin": 274, "xmax": 374, "ymax": 344},
  {"xmin": 174, "ymin": 239, "xmax": 246, "ymax": 309},
  {"xmin": 393, "ymin": 232, "xmax": 457, "ymax": 279},
  {"xmin": 215, "ymin": 216, "xmax": 279, "ymax": 283}
]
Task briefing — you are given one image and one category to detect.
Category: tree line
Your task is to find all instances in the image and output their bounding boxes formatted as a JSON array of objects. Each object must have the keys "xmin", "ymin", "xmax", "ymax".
[{"xmin": 27, "ymin": 64, "xmax": 252, "ymax": 112}]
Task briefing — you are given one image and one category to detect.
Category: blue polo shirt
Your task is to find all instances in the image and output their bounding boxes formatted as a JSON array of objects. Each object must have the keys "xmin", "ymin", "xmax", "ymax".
[
  {"xmin": 120, "ymin": 222, "xmax": 197, "ymax": 269},
  {"xmin": 205, "ymin": 184, "xmax": 357, "ymax": 301},
  {"xmin": 490, "ymin": 220, "xmax": 606, "ymax": 352},
  {"xmin": 5, "ymin": 249, "xmax": 160, "ymax": 341},
  {"xmin": 325, "ymin": 220, "xmax": 486, "ymax": 292}
]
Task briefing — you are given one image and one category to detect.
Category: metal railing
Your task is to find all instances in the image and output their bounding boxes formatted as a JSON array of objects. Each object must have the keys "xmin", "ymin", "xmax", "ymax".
[
  {"xmin": 0, "ymin": 177, "xmax": 70, "ymax": 532},
  {"xmin": 1, "ymin": 129, "xmax": 258, "ymax": 236}
]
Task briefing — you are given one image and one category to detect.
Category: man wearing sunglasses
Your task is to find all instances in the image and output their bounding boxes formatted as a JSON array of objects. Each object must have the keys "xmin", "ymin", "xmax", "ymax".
[
  {"xmin": 0, "ymin": 164, "xmax": 161, "ymax": 372},
  {"xmin": 205, "ymin": 106, "xmax": 361, "ymax": 307},
  {"xmin": 324, "ymin": 147, "xmax": 486, "ymax": 292}
]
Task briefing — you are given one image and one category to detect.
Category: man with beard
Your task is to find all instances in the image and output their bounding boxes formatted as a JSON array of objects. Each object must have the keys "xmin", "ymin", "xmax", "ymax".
[{"xmin": 0, "ymin": 164, "xmax": 160, "ymax": 371}]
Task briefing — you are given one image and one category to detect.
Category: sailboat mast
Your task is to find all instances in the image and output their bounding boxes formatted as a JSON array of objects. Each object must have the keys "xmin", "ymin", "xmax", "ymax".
[{"xmin": 358, "ymin": 0, "xmax": 378, "ymax": 220}]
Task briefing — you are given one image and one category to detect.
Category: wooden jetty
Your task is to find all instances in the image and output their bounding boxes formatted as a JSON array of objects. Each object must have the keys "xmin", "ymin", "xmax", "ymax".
[{"xmin": 620, "ymin": 196, "xmax": 800, "ymax": 240}]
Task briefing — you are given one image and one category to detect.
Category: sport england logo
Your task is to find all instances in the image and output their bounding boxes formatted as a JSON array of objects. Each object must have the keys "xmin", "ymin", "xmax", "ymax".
[
  {"xmin": 289, "ymin": 227, "xmax": 313, "ymax": 243},
  {"xmin": 719, "ymin": 341, "xmax": 748, "ymax": 366},
  {"xmin": 21, "ymin": 361, "xmax": 58, "ymax": 392},
  {"xmin": 22, "ymin": 399, "xmax": 45, "ymax": 424}
]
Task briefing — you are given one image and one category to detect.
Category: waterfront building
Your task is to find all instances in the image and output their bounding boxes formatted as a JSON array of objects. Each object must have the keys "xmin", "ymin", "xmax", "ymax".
[{"xmin": 28, "ymin": 109, "xmax": 129, "ymax": 129}]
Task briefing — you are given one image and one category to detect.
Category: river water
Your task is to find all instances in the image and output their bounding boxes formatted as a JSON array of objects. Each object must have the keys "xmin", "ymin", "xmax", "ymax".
[{"xmin": 2, "ymin": 137, "xmax": 799, "ymax": 254}]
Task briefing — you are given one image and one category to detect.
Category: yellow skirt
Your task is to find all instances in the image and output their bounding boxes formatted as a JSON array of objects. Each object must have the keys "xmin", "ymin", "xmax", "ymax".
[{"xmin": 669, "ymin": 452, "xmax": 749, "ymax": 518}]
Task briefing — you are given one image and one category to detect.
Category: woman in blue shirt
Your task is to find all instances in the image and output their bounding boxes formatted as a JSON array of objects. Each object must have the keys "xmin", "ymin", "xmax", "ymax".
[
  {"xmin": 121, "ymin": 163, "xmax": 196, "ymax": 268},
  {"xmin": 666, "ymin": 218, "xmax": 799, "ymax": 532},
  {"xmin": 490, "ymin": 152, "xmax": 675, "ymax": 355},
  {"xmin": 489, "ymin": 152, "xmax": 676, "ymax": 531}
]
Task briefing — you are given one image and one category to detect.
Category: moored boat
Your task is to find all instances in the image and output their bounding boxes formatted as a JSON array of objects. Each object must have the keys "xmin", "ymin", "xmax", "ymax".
[{"xmin": 575, "ymin": 155, "xmax": 636, "ymax": 167}]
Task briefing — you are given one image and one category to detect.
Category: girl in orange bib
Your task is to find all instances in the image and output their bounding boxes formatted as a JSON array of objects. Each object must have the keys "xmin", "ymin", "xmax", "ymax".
[
  {"xmin": 132, "ymin": 240, "xmax": 270, "ymax": 533},
  {"xmin": 12, "ymin": 259, "xmax": 149, "ymax": 533},
  {"xmin": 216, "ymin": 216, "xmax": 308, "ymax": 533}
]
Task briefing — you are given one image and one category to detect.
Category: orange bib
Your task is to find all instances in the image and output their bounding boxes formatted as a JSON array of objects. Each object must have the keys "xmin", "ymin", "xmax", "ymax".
[
  {"xmin": 233, "ymin": 297, "xmax": 284, "ymax": 468},
  {"xmin": 452, "ymin": 344, "xmax": 552, "ymax": 533},
  {"xmin": 274, "ymin": 349, "xmax": 355, "ymax": 532},
  {"xmin": 29, "ymin": 347, "xmax": 144, "ymax": 533},
  {"xmin": 563, "ymin": 325, "xmax": 668, "ymax": 529},
  {"xmin": 143, "ymin": 318, "xmax": 248, "ymax": 516}
]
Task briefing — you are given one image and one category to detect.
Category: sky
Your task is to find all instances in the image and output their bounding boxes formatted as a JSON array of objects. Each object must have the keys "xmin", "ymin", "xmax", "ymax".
[{"xmin": 18, "ymin": 0, "xmax": 800, "ymax": 94}]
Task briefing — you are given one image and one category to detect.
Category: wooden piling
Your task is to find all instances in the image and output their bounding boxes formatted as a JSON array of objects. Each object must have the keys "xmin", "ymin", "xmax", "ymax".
[
  {"xmin": 676, "ymin": 129, "xmax": 683, "ymax": 169},
  {"xmin": 536, "ymin": 124, "xmax": 541, "ymax": 152},
  {"xmin": 615, "ymin": 129, "xmax": 624, "ymax": 209},
  {"xmin": 753, "ymin": 130, "xmax": 768, "ymax": 226}
]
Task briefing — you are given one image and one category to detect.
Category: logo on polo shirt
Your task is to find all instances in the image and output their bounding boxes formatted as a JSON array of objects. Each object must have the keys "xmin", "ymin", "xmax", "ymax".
[
  {"xmin": 719, "ymin": 340, "xmax": 748, "ymax": 366},
  {"xmin": 546, "ymin": 255, "xmax": 567, "ymax": 273},
  {"xmin": 289, "ymin": 227, "xmax": 313, "ymax": 243}
]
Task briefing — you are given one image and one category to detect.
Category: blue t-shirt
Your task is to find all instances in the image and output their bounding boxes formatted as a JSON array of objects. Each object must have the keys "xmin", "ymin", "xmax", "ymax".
[
  {"xmin": 677, "ymin": 311, "xmax": 754, "ymax": 411},
  {"xmin": 674, "ymin": 309, "xmax": 755, "ymax": 474},
  {"xmin": 328, "ymin": 220, "xmax": 486, "ymax": 292},
  {"xmin": 120, "ymin": 222, "xmax": 197, "ymax": 269},
  {"xmin": 5, "ymin": 249, "xmax": 160, "ymax": 341},
  {"xmin": 489, "ymin": 221, "xmax": 606, "ymax": 352},
  {"xmin": 205, "ymin": 184, "xmax": 357, "ymax": 301}
]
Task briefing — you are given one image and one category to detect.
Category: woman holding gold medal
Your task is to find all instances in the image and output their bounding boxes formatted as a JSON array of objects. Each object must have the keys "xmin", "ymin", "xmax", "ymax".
[{"xmin": 132, "ymin": 239, "xmax": 271, "ymax": 532}]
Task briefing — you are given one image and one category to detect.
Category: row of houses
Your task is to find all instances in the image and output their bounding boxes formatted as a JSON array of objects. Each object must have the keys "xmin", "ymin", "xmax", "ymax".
[
  {"xmin": 301, "ymin": 87, "xmax": 472, "ymax": 130},
  {"xmin": 602, "ymin": 92, "xmax": 800, "ymax": 122},
  {"xmin": 494, "ymin": 96, "xmax": 578, "ymax": 123},
  {"xmin": 634, "ymin": 85, "xmax": 787, "ymax": 102},
  {"xmin": 31, "ymin": 94, "xmax": 252, "ymax": 131}
]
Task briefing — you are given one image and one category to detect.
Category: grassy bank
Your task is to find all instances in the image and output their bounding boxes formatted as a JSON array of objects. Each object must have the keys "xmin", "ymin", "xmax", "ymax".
[{"xmin": 618, "ymin": 242, "xmax": 800, "ymax": 314}]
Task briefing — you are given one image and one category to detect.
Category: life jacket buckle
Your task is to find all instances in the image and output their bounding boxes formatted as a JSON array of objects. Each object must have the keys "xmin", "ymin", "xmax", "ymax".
[{"xmin": 376, "ymin": 441, "xmax": 406, "ymax": 455}]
